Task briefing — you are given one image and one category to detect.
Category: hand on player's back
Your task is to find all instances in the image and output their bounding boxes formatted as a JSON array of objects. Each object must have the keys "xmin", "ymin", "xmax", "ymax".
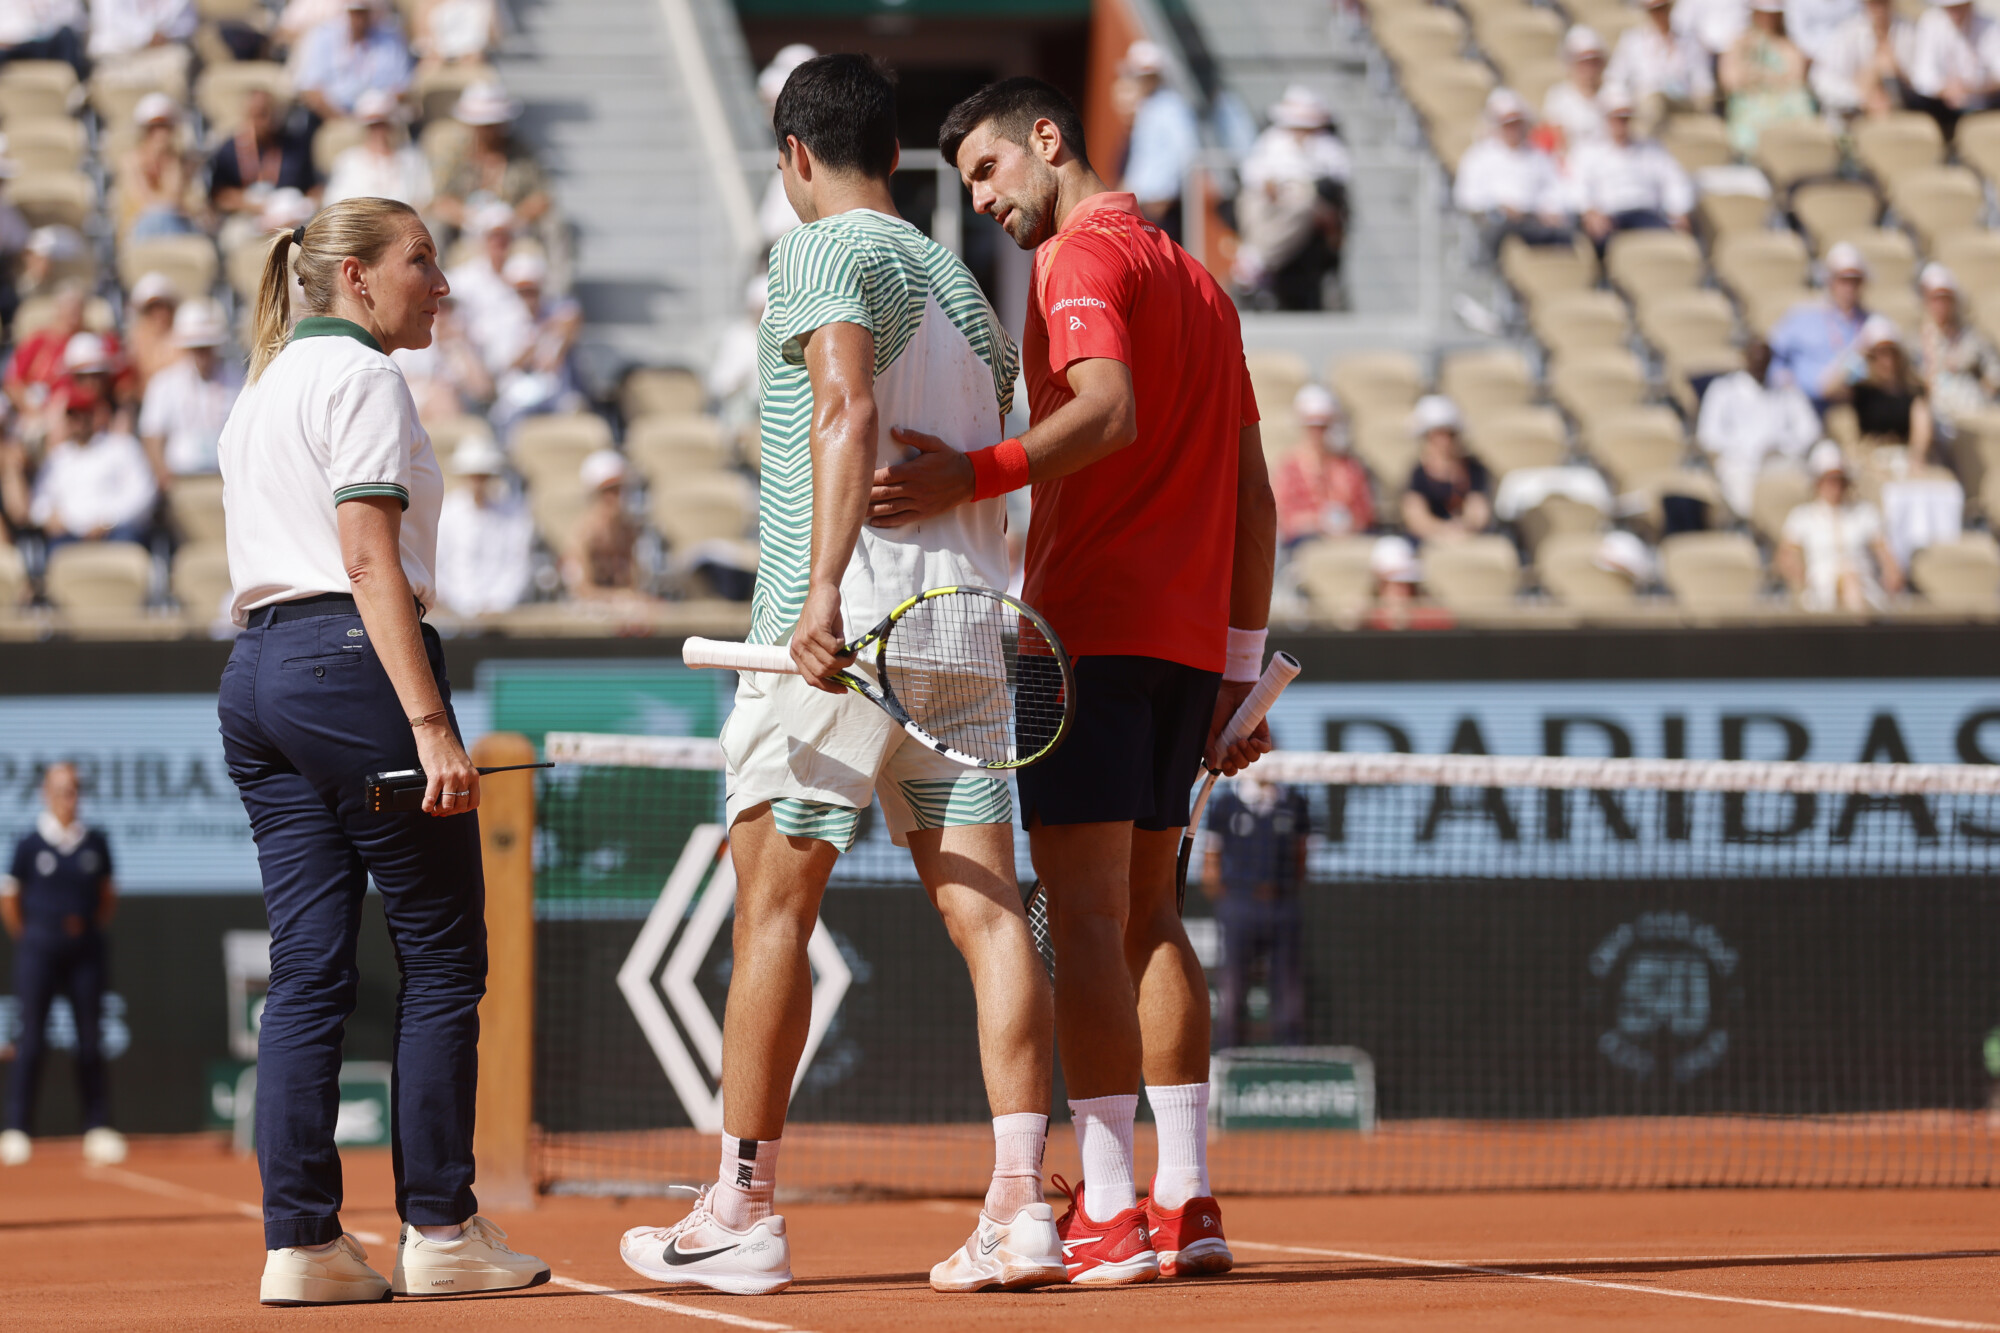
[
  {"xmin": 792, "ymin": 584, "xmax": 856, "ymax": 693},
  {"xmin": 869, "ymin": 428, "xmax": 974, "ymax": 527},
  {"xmin": 1206, "ymin": 679, "xmax": 1275, "ymax": 775}
]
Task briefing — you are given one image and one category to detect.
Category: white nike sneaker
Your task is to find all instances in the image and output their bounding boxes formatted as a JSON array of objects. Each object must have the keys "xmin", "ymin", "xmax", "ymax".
[
  {"xmin": 81, "ymin": 1127, "xmax": 127, "ymax": 1165},
  {"xmin": 930, "ymin": 1203, "xmax": 1068, "ymax": 1292},
  {"xmin": 0, "ymin": 1129, "xmax": 29, "ymax": 1166},
  {"xmin": 260, "ymin": 1234, "xmax": 392, "ymax": 1306},
  {"xmin": 391, "ymin": 1215, "xmax": 551, "ymax": 1295},
  {"xmin": 619, "ymin": 1186, "xmax": 792, "ymax": 1296}
]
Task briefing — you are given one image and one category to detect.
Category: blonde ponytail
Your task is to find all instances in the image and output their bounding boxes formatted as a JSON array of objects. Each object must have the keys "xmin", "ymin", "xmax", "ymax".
[{"xmin": 245, "ymin": 196, "xmax": 422, "ymax": 382}]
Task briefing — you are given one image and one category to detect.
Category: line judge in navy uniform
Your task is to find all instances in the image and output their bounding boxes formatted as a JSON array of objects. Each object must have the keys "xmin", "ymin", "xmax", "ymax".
[
  {"xmin": 217, "ymin": 196, "xmax": 546, "ymax": 1307},
  {"xmin": 0, "ymin": 762, "xmax": 126, "ymax": 1169},
  {"xmin": 1200, "ymin": 771, "xmax": 1310, "ymax": 1050}
]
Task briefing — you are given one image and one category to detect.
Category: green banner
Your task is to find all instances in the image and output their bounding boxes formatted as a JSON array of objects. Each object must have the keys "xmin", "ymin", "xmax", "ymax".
[{"xmin": 1213, "ymin": 1047, "xmax": 1375, "ymax": 1131}]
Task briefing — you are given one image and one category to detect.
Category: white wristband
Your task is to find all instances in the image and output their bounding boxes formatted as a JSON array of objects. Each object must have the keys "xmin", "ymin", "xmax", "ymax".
[{"xmin": 1223, "ymin": 626, "xmax": 1267, "ymax": 683}]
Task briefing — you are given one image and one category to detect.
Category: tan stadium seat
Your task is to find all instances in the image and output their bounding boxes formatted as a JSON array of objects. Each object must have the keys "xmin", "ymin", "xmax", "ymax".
[
  {"xmin": 1585, "ymin": 405, "xmax": 1688, "ymax": 487},
  {"xmin": 1437, "ymin": 345, "xmax": 1534, "ymax": 415},
  {"xmin": 512, "ymin": 414, "xmax": 614, "ymax": 485},
  {"xmin": 1751, "ymin": 119, "xmax": 1840, "ymax": 189},
  {"xmin": 1749, "ymin": 462, "xmax": 1814, "ymax": 539},
  {"xmin": 421, "ymin": 117, "xmax": 474, "ymax": 176},
  {"xmin": 1852, "ymin": 111, "xmax": 1945, "ymax": 187},
  {"xmin": 1549, "ymin": 348, "xmax": 1649, "ymax": 426},
  {"xmin": 1374, "ymin": 7, "xmax": 1468, "ymax": 69},
  {"xmin": 1456, "ymin": 0, "xmax": 1530, "ymax": 23},
  {"xmin": 1476, "ymin": 7, "xmax": 1565, "ymax": 72},
  {"xmin": 629, "ymin": 415, "xmax": 732, "ymax": 480},
  {"xmin": 1605, "ymin": 229, "xmax": 1704, "ymax": 302},
  {"xmin": 1404, "ymin": 60, "xmax": 1494, "ymax": 130},
  {"xmin": 4, "ymin": 117, "xmax": 85, "ymax": 174},
  {"xmin": 1664, "ymin": 345, "xmax": 1744, "ymax": 414},
  {"xmin": 9, "ymin": 172, "xmax": 95, "ymax": 231},
  {"xmin": 0, "ymin": 59, "xmax": 78, "ymax": 98},
  {"xmin": 118, "ymin": 235, "xmax": 218, "ymax": 298},
  {"xmin": 1499, "ymin": 233, "xmax": 1599, "ymax": 303},
  {"xmin": 0, "ymin": 67, "xmax": 77, "ymax": 121},
  {"xmin": 1430, "ymin": 117, "xmax": 1480, "ymax": 172},
  {"xmin": 1660, "ymin": 530, "xmax": 1764, "ymax": 611},
  {"xmin": 1329, "ymin": 350, "xmax": 1424, "ymax": 420},
  {"xmin": 1422, "ymin": 535, "xmax": 1521, "ymax": 611},
  {"xmin": 423, "ymin": 414, "xmax": 491, "ymax": 462},
  {"xmin": 1464, "ymin": 405, "xmax": 1567, "ymax": 474},
  {"xmin": 1935, "ymin": 231, "xmax": 2000, "ymax": 294},
  {"xmin": 1564, "ymin": 0, "xmax": 1640, "ymax": 44},
  {"xmin": 1713, "ymin": 229, "xmax": 1810, "ymax": 303},
  {"xmin": 1353, "ymin": 415, "xmax": 1419, "ymax": 487},
  {"xmin": 1537, "ymin": 531, "xmax": 1640, "ymax": 609},
  {"xmin": 1890, "ymin": 167, "xmax": 1984, "ymax": 252},
  {"xmin": 1529, "ymin": 290, "xmax": 1631, "ymax": 357},
  {"xmin": 0, "ymin": 542, "xmax": 29, "ymax": 621},
  {"xmin": 313, "ymin": 117, "xmax": 369, "ymax": 174},
  {"xmin": 1246, "ymin": 349, "xmax": 1310, "ymax": 417},
  {"xmin": 621, "ymin": 367, "xmax": 705, "ymax": 421},
  {"xmin": 415, "ymin": 62, "xmax": 493, "ymax": 124},
  {"xmin": 1792, "ymin": 180, "xmax": 1882, "ymax": 249},
  {"xmin": 226, "ymin": 234, "xmax": 278, "ymax": 301},
  {"xmin": 1514, "ymin": 490, "xmax": 1607, "ymax": 557},
  {"xmin": 168, "ymin": 475, "xmax": 227, "ymax": 544},
  {"xmin": 88, "ymin": 78, "xmax": 182, "ymax": 134},
  {"xmin": 1835, "ymin": 226, "xmax": 1917, "ymax": 292},
  {"xmin": 1947, "ymin": 405, "xmax": 2000, "ymax": 503},
  {"xmin": 172, "ymin": 542, "xmax": 233, "ymax": 625},
  {"xmin": 198, "ymin": 0, "xmax": 265, "ymax": 18},
  {"xmin": 195, "ymin": 61, "xmax": 290, "ymax": 132},
  {"xmin": 1659, "ymin": 114, "xmax": 1733, "ymax": 174},
  {"xmin": 1956, "ymin": 111, "xmax": 2000, "ymax": 186},
  {"xmin": 1910, "ymin": 533, "xmax": 2000, "ymax": 611},
  {"xmin": 1636, "ymin": 288, "xmax": 1736, "ymax": 363},
  {"xmin": 1870, "ymin": 284, "xmax": 1923, "ymax": 336},
  {"xmin": 529, "ymin": 482, "xmax": 590, "ymax": 552},
  {"xmin": 45, "ymin": 542, "xmax": 154, "ymax": 616},
  {"xmin": 1743, "ymin": 284, "xmax": 1815, "ymax": 337},
  {"xmin": 1697, "ymin": 190, "xmax": 1773, "ymax": 243},
  {"xmin": 1505, "ymin": 57, "xmax": 1568, "ymax": 109},
  {"xmin": 1623, "ymin": 467, "xmax": 1727, "ymax": 537},
  {"xmin": 654, "ymin": 471, "xmax": 757, "ymax": 547},
  {"xmin": 1292, "ymin": 536, "xmax": 1378, "ymax": 618},
  {"xmin": 12, "ymin": 293, "xmax": 114, "ymax": 338}
]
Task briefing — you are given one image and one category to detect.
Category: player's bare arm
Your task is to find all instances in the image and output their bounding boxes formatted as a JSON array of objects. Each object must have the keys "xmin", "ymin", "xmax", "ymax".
[
  {"xmin": 1208, "ymin": 421, "xmax": 1278, "ymax": 776},
  {"xmin": 866, "ymin": 357, "xmax": 1135, "ymax": 527},
  {"xmin": 794, "ymin": 320, "xmax": 879, "ymax": 689}
]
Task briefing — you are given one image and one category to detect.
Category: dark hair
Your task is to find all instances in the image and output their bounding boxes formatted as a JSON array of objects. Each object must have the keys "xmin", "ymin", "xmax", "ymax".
[
  {"xmin": 938, "ymin": 77, "xmax": 1091, "ymax": 172},
  {"xmin": 772, "ymin": 53, "xmax": 898, "ymax": 179}
]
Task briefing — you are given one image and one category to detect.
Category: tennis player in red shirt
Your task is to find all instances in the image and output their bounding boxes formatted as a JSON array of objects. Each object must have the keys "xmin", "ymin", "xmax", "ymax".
[{"xmin": 872, "ymin": 78, "xmax": 1277, "ymax": 1286}]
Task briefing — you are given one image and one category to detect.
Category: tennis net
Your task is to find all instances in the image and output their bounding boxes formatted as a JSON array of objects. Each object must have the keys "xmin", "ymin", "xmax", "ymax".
[{"xmin": 532, "ymin": 732, "xmax": 2000, "ymax": 1195}]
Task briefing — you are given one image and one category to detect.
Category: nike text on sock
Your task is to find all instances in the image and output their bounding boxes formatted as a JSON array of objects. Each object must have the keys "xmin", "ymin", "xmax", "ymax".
[
  {"xmin": 713, "ymin": 1133, "xmax": 781, "ymax": 1230},
  {"xmin": 1146, "ymin": 1081, "xmax": 1212, "ymax": 1210},
  {"xmin": 985, "ymin": 1111, "xmax": 1048, "ymax": 1219},
  {"xmin": 1068, "ymin": 1093, "xmax": 1139, "ymax": 1223}
]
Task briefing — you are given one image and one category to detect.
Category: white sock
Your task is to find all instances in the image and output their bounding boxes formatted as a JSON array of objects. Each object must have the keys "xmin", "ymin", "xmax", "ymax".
[
  {"xmin": 295, "ymin": 1239, "xmax": 340, "ymax": 1255},
  {"xmin": 985, "ymin": 1112, "xmax": 1047, "ymax": 1220},
  {"xmin": 1068, "ymin": 1094, "xmax": 1138, "ymax": 1223},
  {"xmin": 711, "ymin": 1133, "xmax": 780, "ymax": 1231},
  {"xmin": 1146, "ymin": 1082, "xmax": 1211, "ymax": 1210},
  {"xmin": 414, "ymin": 1222, "xmax": 464, "ymax": 1242}
]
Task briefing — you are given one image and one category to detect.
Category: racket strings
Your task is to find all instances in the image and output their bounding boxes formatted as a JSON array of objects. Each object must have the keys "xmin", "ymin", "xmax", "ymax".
[{"xmin": 880, "ymin": 592, "xmax": 1068, "ymax": 765}]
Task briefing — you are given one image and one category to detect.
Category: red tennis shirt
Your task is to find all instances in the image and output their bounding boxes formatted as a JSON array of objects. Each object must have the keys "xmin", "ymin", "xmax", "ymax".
[{"xmin": 1020, "ymin": 192, "xmax": 1258, "ymax": 674}]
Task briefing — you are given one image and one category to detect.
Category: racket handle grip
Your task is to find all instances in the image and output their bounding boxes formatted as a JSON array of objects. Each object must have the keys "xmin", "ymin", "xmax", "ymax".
[
  {"xmin": 1219, "ymin": 651, "xmax": 1302, "ymax": 749},
  {"xmin": 682, "ymin": 638, "xmax": 798, "ymax": 673}
]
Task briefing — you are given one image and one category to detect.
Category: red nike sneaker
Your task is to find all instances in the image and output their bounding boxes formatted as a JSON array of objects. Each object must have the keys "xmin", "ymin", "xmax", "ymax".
[
  {"xmin": 1144, "ymin": 1185, "xmax": 1233, "ymax": 1277},
  {"xmin": 1051, "ymin": 1175, "xmax": 1159, "ymax": 1286}
]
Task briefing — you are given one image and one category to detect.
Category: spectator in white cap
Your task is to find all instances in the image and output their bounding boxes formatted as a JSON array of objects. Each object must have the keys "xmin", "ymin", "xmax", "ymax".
[
  {"xmin": 1234, "ymin": 86, "xmax": 1351, "ymax": 310},
  {"xmin": 1566, "ymin": 85, "xmax": 1695, "ymax": 253},
  {"xmin": 1906, "ymin": 0, "xmax": 2000, "ymax": 136},
  {"xmin": 29, "ymin": 378, "xmax": 155, "ymax": 546},
  {"xmin": 1812, "ymin": 0, "xmax": 1916, "ymax": 120},
  {"xmin": 14, "ymin": 226, "xmax": 81, "ymax": 311},
  {"xmin": 1720, "ymin": 0, "xmax": 1816, "ymax": 153},
  {"xmin": 1606, "ymin": 0, "xmax": 1718, "ymax": 129},
  {"xmin": 413, "ymin": 0, "xmax": 498, "ymax": 68},
  {"xmin": 758, "ymin": 44, "xmax": 820, "ymax": 245},
  {"xmin": 118, "ymin": 92, "xmax": 198, "ymax": 242},
  {"xmin": 1366, "ymin": 535, "xmax": 1453, "ymax": 630},
  {"xmin": 1401, "ymin": 395, "xmax": 1493, "ymax": 542},
  {"xmin": 1544, "ymin": 26, "xmax": 1613, "ymax": 152},
  {"xmin": 1274, "ymin": 384, "xmax": 1373, "ymax": 548},
  {"xmin": 1916, "ymin": 262, "xmax": 2000, "ymax": 435},
  {"xmin": 1117, "ymin": 38, "xmax": 1201, "ymax": 242},
  {"xmin": 87, "ymin": 0, "xmax": 196, "ymax": 93},
  {"xmin": 446, "ymin": 198, "xmax": 519, "ymax": 335},
  {"xmin": 324, "ymin": 87, "xmax": 434, "ymax": 207},
  {"xmin": 1777, "ymin": 440, "xmax": 1902, "ymax": 608},
  {"xmin": 564, "ymin": 450, "xmax": 647, "ymax": 601},
  {"xmin": 124, "ymin": 270, "xmax": 183, "ymax": 391},
  {"xmin": 434, "ymin": 80, "xmax": 549, "ymax": 230},
  {"xmin": 1454, "ymin": 88, "xmax": 1575, "ymax": 259},
  {"xmin": 3, "ymin": 283, "xmax": 111, "ymax": 417},
  {"xmin": 1824, "ymin": 315, "xmax": 1936, "ymax": 463},
  {"xmin": 207, "ymin": 88, "xmax": 319, "ymax": 254},
  {"xmin": 294, "ymin": 0, "xmax": 414, "ymax": 122},
  {"xmin": 434, "ymin": 432, "xmax": 534, "ymax": 617},
  {"xmin": 1697, "ymin": 334, "xmax": 1821, "ymax": 516},
  {"xmin": 139, "ymin": 299, "xmax": 241, "ymax": 484},
  {"xmin": 1769, "ymin": 240, "xmax": 1872, "ymax": 409},
  {"xmin": 488, "ymin": 250, "xmax": 584, "ymax": 436}
]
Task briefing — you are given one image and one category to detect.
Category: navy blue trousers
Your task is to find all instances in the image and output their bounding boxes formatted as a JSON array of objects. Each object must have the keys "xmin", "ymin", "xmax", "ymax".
[
  {"xmin": 219, "ymin": 608, "xmax": 486, "ymax": 1250},
  {"xmin": 5, "ymin": 929, "xmax": 107, "ymax": 1133}
]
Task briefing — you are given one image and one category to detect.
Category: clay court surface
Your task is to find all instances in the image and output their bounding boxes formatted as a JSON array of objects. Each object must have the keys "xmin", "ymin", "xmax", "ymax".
[{"xmin": 5, "ymin": 1137, "xmax": 1997, "ymax": 1331}]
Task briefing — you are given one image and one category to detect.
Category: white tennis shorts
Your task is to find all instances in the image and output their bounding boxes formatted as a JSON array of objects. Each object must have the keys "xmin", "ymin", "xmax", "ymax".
[{"xmin": 719, "ymin": 663, "xmax": 1012, "ymax": 852}]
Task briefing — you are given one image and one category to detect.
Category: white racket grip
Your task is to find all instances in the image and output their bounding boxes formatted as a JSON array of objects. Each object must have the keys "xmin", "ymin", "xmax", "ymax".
[
  {"xmin": 1219, "ymin": 651, "xmax": 1301, "ymax": 749},
  {"xmin": 681, "ymin": 637, "xmax": 799, "ymax": 674}
]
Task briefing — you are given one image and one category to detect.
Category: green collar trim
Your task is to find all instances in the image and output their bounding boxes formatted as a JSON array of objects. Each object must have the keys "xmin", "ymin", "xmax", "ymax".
[{"xmin": 291, "ymin": 317, "xmax": 384, "ymax": 353}]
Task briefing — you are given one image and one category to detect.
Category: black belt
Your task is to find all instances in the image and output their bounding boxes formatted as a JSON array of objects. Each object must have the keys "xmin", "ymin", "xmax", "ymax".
[{"xmin": 249, "ymin": 593, "xmax": 424, "ymax": 627}]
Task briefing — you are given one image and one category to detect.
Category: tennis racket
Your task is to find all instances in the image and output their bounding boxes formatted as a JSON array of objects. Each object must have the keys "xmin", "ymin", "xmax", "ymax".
[
  {"xmin": 1021, "ymin": 651, "xmax": 1301, "ymax": 975},
  {"xmin": 683, "ymin": 585, "xmax": 1074, "ymax": 771}
]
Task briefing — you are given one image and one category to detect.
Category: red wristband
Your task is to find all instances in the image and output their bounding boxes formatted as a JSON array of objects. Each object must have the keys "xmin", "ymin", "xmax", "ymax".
[{"xmin": 966, "ymin": 438, "xmax": 1030, "ymax": 502}]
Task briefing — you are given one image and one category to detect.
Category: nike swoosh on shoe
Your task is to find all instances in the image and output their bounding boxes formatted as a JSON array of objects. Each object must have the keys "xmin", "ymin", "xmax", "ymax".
[
  {"xmin": 978, "ymin": 1234, "xmax": 1002, "ymax": 1255},
  {"xmin": 663, "ymin": 1243, "xmax": 739, "ymax": 1266}
]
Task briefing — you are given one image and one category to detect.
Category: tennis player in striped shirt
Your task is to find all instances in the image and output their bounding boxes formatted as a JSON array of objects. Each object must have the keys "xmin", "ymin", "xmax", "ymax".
[{"xmin": 617, "ymin": 54, "xmax": 1064, "ymax": 1297}]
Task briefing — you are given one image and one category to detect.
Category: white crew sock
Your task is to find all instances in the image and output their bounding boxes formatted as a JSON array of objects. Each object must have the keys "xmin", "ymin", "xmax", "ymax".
[
  {"xmin": 1068, "ymin": 1094, "xmax": 1138, "ymax": 1223},
  {"xmin": 414, "ymin": 1222, "xmax": 464, "ymax": 1242},
  {"xmin": 1146, "ymin": 1082, "xmax": 1211, "ymax": 1210},
  {"xmin": 985, "ymin": 1112, "xmax": 1048, "ymax": 1220},
  {"xmin": 711, "ymin": 1133, "xmax": 781, "ymax": 1231}
]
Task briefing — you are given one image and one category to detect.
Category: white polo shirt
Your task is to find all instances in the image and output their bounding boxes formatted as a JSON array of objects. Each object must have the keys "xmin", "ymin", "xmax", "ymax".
[{"xmin": 218, "ymin": 317, "xmax": 441, "ymax": 626}]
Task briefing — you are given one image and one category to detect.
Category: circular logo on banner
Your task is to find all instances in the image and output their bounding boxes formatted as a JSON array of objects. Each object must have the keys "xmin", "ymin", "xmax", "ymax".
[{"xmin": 1588, "ymin": 912, "xmax": 1740, "ymax": 1081}]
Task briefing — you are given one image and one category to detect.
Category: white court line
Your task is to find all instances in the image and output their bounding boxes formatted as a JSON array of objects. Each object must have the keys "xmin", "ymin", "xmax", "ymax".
[
  {"xmin": 1236, "ymin": 1241, "xmax": 2000, "ymax": 1331},
  {"xmin": 548, "ymin": 1277, "xmax": 809, "ymax": 1331},
  {"xmin": 85, "ymin": 1165, "xmax": 383, "ymax": 1244}
]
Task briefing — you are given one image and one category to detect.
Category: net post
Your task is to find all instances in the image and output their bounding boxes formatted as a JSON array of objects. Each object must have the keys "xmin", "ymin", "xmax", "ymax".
[{"xmin": 472, "ymin": 731, "xmax": 537, "ymax": 1209}]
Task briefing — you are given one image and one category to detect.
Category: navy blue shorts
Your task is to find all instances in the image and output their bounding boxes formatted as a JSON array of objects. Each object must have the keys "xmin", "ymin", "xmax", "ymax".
[{"xmin": 1016, "ymin": 655, "xmax": 1221, "ymax": 832}]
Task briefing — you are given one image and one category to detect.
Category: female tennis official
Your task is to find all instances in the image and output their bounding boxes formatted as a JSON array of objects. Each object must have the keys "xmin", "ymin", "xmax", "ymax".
[{"xmin": 217, "ymin": 196, "xmax": 546, "ymax": 1306}]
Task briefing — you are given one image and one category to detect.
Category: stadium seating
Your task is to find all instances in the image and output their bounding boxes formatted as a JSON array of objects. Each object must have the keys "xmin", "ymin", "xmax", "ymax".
[
  {"xmin": 1537, "ymin": 531, "xmax": 1639, "ymax": 610},
  {"xmin": 1912, "ymin": 534, "xmax": 2000, "ymax": 610},
  {"xmin": 1422, "ymin": 535, "xmax": 1521, "ymax": 612},
  {"xmin": 167, "ymin": 476, "xmax": 227, "ymax": 545},
  {"xmin": 1292, "ymin": 536, "xmax": 1379, "ymax": 617},
  {"xmin": 1660, "ymin": 531, "xmax": 1764, "ymax": 612}
]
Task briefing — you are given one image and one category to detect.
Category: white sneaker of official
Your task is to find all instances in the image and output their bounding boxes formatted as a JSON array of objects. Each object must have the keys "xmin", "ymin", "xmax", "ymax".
[
  {"xmin": 930, "ymin": 1203, "xmax": 1068, "ymax": 1292},
  {"xmin": 391, "ymin": 1215, "xmax": 551, "ymax": 1295},
  {"xmin": 81, "ymin": 1126, "xmax": 127, "ymax": 1165},
  {"xmin": 260, "ymin": 1234, "xmax": 393, "ymax": 1306},
  {"xmin": 619, "ymin": 1186, "xmax": 793, "ymax": 1295},
  {"xmin": 0, "ymin": 1129, "xmax": 29, "ymax": 1166}
]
